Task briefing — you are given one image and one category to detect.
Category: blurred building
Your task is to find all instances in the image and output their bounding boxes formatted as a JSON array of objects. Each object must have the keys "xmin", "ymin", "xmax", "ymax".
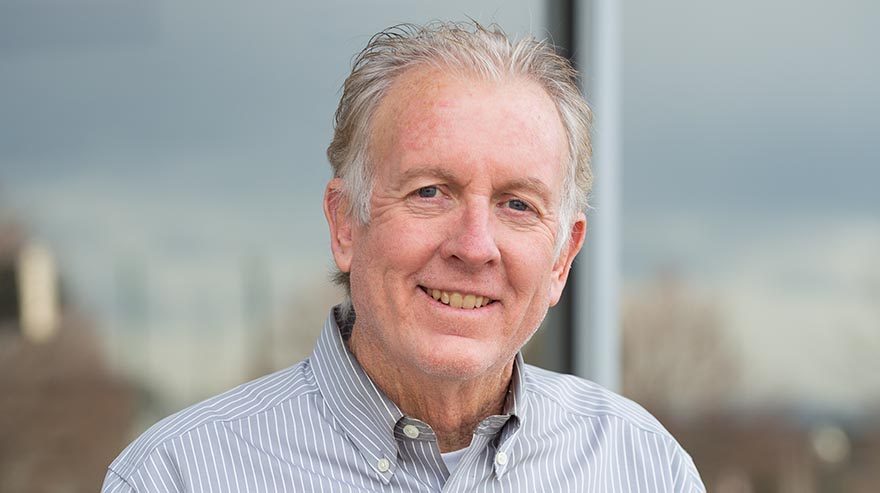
[{"xmin": 0, "ymin": 219, "xmax": 135, "ymax": 493}]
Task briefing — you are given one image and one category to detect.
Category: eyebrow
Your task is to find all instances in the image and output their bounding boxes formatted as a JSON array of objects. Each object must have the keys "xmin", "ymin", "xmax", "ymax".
[
  {"xmin": 498, "ymin": 176, "xmax": 555, "ymax": 206},
  {"xmin": 395, "ymin": 166, "xmax": 459, "ymax": 188}
]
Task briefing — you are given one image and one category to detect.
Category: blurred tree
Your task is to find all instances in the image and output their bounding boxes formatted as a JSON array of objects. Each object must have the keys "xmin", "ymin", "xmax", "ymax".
[{"xmin": 621, "ymin": 270, "xmax": 739, "ymax": 417}]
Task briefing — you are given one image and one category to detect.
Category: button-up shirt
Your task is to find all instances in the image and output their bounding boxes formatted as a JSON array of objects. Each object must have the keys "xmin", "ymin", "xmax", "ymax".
[{"xmin": 103, "ymin": 308, "xmax": 705, "ymax": 492}]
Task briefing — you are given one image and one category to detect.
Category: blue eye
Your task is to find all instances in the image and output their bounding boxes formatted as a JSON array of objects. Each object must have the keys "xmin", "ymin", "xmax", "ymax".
[
  {"xmin": 507, "ymin": 199, "xmax": 530, "ymax": 212},
  {"xmin": 417, "ymin": 186, "xmax": 439, "ymax": 198}
]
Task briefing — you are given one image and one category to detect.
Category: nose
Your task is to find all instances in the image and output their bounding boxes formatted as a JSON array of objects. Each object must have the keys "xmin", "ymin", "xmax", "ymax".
[{"xmin": 440, "ymin": 201, "xmax": 501, "ymax": 267}]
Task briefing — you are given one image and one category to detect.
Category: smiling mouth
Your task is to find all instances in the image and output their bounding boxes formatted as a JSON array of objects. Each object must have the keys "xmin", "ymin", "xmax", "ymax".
[{"xmin": 419, "ymin": 286, "xmax": 495, "ymax": 309}]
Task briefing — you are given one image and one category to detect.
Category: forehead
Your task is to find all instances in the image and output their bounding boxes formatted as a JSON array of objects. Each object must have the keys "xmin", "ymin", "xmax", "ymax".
[{"xmin": 369, "ymin": 66, "xmax": 569, "ymax": 189}]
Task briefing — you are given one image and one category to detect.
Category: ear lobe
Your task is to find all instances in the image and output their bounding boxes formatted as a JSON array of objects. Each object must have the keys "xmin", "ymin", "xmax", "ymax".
[
  {"xmin": 548, "ymin": 214, "xmax": 587, "ymax": 306},
  {"xmin": 324, "ymin": 178, "xmax": 354, "ymax": 273}
]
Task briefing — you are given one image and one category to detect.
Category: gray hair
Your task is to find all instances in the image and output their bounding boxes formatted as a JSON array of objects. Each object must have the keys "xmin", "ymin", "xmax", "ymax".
[{"xmin": 327, "ymin": 21, "xmax": 593, "ymax": 308}]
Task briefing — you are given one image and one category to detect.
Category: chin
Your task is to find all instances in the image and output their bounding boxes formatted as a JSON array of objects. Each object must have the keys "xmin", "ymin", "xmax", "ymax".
[{"xmin": 412, "ymin": 342, "xmax": 504, "ymax": 381}]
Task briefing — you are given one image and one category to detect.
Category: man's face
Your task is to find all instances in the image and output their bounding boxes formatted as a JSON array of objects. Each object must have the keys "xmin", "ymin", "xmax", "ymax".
[{"xmin": 327, "ymin": 67, "xmax": 585, "ymax": 381}]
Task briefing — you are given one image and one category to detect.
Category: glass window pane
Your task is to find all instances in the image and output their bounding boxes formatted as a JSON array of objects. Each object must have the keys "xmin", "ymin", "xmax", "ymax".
[{"xmin": 621, "ymin": 1, "xmax": 880, "ymax": 491}]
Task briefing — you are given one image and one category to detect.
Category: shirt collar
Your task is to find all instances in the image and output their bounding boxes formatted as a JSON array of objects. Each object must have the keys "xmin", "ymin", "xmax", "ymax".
[
  {"xmin": 507, "ymin": 351, "xmax": 527, "ymax": 418},
  {"xmin": 310, "ymin": 306, "xmax": 530, "ymax": 482},
  {"xmin": 490, "ymin": 351, "xmax": 527, "ymax": 479},
  {"xmin": 310, "ymin": 307, "xmax": 404, "ymax": 483}
]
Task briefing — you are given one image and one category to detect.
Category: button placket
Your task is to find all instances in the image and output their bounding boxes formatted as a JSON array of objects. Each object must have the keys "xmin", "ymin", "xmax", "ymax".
[{"xmin": 492, "ymin": 446, "xmax": 514, "ymax": 479}]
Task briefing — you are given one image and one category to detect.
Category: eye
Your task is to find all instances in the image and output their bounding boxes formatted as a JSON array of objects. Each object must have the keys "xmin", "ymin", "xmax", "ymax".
[
  {"xmin": 506, "ymin": 198, "xmax": 531, "ymax": 212},
  {"xmin": 416, "ymin": 186, "xmax": 439, "ymax": 198}
]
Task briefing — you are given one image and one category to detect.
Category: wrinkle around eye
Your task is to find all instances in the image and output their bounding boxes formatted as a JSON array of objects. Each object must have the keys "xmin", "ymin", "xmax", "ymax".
[
  {"xmin": 405, "ymin": 190, "xmax": 453, "ymax": 216},
  {"xmin": 495, "ymin": 197, "xmax": 541, "ymax": 220},
  {"xmin": 496, "ymin": 210, "xmax": 542, "ymax": 231},
  {"xmin": 495, "ymin": 204, "xmax": 559, "ymax": 242}
]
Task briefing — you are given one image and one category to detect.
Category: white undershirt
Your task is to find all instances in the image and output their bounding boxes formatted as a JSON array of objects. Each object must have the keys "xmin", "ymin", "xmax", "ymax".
[{"xmin": 440, "ymin": 446, "xmax": 468, "ymax": 473}]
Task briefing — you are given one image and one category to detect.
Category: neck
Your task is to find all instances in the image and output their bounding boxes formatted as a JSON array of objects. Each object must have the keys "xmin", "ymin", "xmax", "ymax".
[{"xmin": 348, "ymin": 325, "xmax": 513, "ymax": 452}]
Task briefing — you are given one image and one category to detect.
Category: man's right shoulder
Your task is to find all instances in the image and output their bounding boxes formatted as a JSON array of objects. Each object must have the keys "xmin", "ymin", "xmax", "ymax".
[{"xmin": 107, "ymin": 359, "xmax": 319, "ymax": 481}]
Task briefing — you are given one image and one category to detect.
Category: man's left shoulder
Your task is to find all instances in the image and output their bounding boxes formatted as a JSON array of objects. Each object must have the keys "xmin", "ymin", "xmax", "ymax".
[
  {"xmin": 523, "ymin": 364, "xmax": 673, "ymax": 438},
  {"xmin": 522, "ymin": 365, "xmax": 706, "ymax": 492}
]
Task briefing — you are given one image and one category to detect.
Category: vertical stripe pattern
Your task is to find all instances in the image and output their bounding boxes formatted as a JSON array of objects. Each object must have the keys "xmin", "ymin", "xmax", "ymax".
[{"xmin": 103, "ymin": 308, "xmax": 705, "ymax": 492}]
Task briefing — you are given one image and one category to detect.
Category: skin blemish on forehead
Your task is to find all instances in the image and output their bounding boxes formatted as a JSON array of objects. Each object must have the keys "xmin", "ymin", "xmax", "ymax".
[
  {"xmin": 396, "ymin": 110, "xmax": 445, "ymax": 153},
  {"xmin": 393, "ymin": 95, "xmax": 560, "ymax": 160},
  {"xmin": 371, "ymin": 82, "xmax": 453, "ymax": 158}
]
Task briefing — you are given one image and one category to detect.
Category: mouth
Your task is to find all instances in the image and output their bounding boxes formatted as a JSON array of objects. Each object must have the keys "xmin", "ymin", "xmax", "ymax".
[{"xmin": 418, "ymin": 285, "xmax": 496, "ymax": 309}]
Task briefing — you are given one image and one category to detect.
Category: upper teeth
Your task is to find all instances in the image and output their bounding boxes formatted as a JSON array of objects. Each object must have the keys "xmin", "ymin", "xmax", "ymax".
[{"xmin": 430, "ymin": 289, "xmax": 492, "ymax": 309}]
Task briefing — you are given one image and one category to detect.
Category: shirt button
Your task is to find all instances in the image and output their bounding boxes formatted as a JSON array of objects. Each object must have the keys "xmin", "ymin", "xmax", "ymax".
[
  {"xmin": 495, "ymin": 451, "xmax": 509, "ymax": 466},
  {"xmin": 377, "ymin": 458, "xmax": 391, "ymax": 473},
  {"xmin": 403, "ymin": 424, "xmax": 420, "ymax": 439}
]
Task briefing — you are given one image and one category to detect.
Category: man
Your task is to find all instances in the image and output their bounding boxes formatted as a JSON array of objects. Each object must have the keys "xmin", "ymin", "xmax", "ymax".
[{"xmin": 103, "ymin": 22, "xmax": 705, "ymax": 492}]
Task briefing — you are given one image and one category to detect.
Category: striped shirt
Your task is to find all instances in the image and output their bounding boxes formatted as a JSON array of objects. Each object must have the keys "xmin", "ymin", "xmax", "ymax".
[{"xmin": 103, "ymin": 308, "xmax": 705, "ymax": 492}]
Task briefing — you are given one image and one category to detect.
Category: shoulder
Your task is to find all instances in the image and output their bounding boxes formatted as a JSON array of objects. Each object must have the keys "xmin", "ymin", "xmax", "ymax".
[
  {"xmin": 523, "ymin": 363, "xmax": 674, "ymax": 439},
  {"xmin": 106, "ymin": 359, "xmax": 318, "ymax": 481},
  {"xmin": 523, "ymin": 365, "xmax": 705, "ymax": 490}
]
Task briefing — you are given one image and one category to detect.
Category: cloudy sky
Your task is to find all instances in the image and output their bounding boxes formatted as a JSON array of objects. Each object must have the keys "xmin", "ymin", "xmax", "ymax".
[{"xmin": 1, "ymin": 0, "xmax": 878, "ymax": 414}]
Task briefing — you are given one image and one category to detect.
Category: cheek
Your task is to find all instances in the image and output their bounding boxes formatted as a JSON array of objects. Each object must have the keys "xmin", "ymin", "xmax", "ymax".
[
  {"xmin": 356, "ymin": 219, "xmax": 440, "ymax": 278},
  {"xmin": 391, "ymin": 217, "xmax": 444, "ymax": 252},
  {"xmin": 502, "ymin": 240, "xmax": 556, "ymax": 291}
]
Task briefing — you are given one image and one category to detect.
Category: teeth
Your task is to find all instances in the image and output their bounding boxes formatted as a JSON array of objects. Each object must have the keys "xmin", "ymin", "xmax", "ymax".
[
  {"xmin": 450, "ymin": 292, "xmax": 462, "ymax": 308},
  {"xmin": 426, "ymin": 288, "xmax": 492, "ymax": 309},
  {"xmin": 462, "ymin": 294, "xmax": 476, "ymax": 309}
]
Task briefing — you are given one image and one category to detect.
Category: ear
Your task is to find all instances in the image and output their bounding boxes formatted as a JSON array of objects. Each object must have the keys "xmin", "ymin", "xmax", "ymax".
[
  {"xmin": 323, "ymin": 178, "xmax": 355, "ymax": 273},
  {"xmin": 548, "ymin": 213, "xmax": 587, "ymax": 306}
]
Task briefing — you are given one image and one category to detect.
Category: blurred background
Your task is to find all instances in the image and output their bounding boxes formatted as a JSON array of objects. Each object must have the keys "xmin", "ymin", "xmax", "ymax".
[{"xmin": 1, "ymin": 0, "xmax": 878, "ymax": 491}]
